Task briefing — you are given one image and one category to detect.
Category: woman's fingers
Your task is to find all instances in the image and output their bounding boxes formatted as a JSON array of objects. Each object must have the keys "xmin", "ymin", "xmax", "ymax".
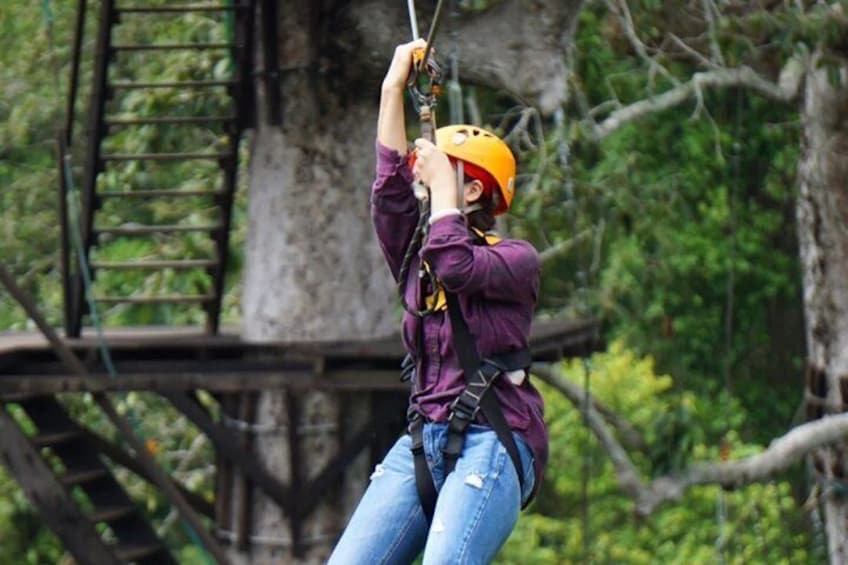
[
  {"xmin": 384, "ymin": 39, "xmax": 429, "ymax": 90},
  {"xmin": 411, "ymin": 138, "xmax": 453, "ymax": 188}
]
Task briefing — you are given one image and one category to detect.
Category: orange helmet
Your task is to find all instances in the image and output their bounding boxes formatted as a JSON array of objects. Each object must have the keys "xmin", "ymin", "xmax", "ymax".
[{"xmin": 435, "ymin": 125, "xmax": 516, "ymax": 215}]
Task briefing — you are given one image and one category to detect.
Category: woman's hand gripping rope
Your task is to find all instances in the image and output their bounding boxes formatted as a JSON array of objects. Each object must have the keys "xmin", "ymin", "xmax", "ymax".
[{"xmin": 412, "ymin": 138, "xmax": 457, "ymax": 213}]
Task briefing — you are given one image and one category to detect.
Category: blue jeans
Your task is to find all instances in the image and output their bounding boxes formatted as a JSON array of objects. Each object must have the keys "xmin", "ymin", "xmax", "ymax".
[{"xmin": 327, "ymin": 423, "xmax": 535, "ymax": 565}]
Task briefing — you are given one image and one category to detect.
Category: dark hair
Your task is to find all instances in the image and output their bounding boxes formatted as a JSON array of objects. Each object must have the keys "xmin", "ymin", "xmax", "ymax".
[{"xmin": 464, "ymin": 174, "xmax": 497, "ymax": 232}]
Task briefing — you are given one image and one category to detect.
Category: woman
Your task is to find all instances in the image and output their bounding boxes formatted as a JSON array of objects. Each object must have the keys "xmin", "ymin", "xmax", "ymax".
[{"xmin": 328, "ymin": 39, "xmax": 548, "ymax": 565}]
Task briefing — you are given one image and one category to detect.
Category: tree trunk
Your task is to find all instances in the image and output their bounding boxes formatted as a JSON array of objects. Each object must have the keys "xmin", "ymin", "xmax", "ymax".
[
  {"xmin": 232, "ymin": 3, "xmax": 396, "ymax": 563},
  {"xmin": 798, "ymin": 52, "xmax": 848, "ymax": 565}
]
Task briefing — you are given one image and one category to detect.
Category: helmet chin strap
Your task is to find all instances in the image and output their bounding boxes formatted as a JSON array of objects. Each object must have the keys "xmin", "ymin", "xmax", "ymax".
[{"xmin": 455, "ymin": 159, "xmax": 465, "ymax": 212}]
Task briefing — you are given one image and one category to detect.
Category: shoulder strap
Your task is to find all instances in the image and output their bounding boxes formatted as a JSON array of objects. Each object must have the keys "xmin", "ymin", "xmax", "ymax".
[{"xmin": 469, "ymin": 226, "xmax": 502, "ymax": 246}]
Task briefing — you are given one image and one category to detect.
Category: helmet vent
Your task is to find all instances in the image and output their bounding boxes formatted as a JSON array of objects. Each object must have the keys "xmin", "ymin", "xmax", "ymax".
[{"xmin": 452, "ymin": 131, "xmax": 469, "ymax": 145}]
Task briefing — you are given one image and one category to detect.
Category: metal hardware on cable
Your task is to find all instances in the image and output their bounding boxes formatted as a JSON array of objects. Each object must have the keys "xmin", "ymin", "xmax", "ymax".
[
  {"xmin": 398, "ymin": 0, "xmax": 448, "ymax": 318},
  {"xmin": 407, "ymin": 0, "xmax": 446, "ymax": 120}
]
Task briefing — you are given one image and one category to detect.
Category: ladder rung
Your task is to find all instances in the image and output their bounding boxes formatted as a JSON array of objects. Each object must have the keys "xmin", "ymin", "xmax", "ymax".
[
  {"xmin": 95, "ymin": 224, "xmax": 222, "ymax": 236},
  {"xmin": 0, "ymin": 393, "xmax": 36, "ymax": 402},
  {"xmin": 112, "ymin": 42, "xmax": 233, "ymax": 51},
  {"xmin": 98, "ymin": 189, "xmax": 222, "ymax": 199},
  {"xmin": 102, "ymin": 152, "xmax": 230, "ymax": 162},
  {"xmin": 110, "ymin": 80, "xmax": 236, "ymax": 90},
  {"xmin": 115, "ymin": 542, "xmax": 165, "ymax": 562},
  {"xmin": 116, "ymin": 5, "xmax": 246, "ymax": 14},
  {"xmin": 31, "ymin": 430, "xmax": 81, "ymax": 448},
  {"xmin": 90, "ymin": 505, "xmax": 136, "ymax": 524},
  {"xmin": 95, "ymin": 294, "xmax": 215, "ymax": 305},
  {"xmin": 61, "ymin": 467, "xmax": 109, "ymax": 487},
  {"xmin": 91, "ymin": 259, "xmax": 218, "ymax": 270},
  {"xmin": 105, "ymin": 115, "xmax": 235, "ymax": 126}
]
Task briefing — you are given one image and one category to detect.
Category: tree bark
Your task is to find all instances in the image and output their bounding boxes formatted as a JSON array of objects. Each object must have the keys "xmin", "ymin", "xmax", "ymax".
[
  {"xmin": 797, "ymin": 52, "xmax": 848, "ymax": 565},
  {"xmin": 234, "ymin": 3, "xmax": 394, "ymax": 563},
  {"xmin": 346, "ymin": 0, "xmax": 584, "ymax": 115}
]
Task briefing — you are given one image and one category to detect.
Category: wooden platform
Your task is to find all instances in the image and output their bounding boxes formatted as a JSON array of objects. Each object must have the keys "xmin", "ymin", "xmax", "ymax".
[{"xmin": 0, "ymin": 318, "xmax": 600, "ymax": 395}]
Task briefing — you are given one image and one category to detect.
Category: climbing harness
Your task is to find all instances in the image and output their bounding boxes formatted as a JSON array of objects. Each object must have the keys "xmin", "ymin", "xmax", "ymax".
[{"xmin": 405, "ymin": 231, "xmax": 531, "ymax": 524}]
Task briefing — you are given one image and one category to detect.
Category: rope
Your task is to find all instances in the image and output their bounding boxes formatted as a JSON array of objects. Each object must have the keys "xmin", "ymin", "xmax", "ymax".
[
  {"xmin": 224, "ymin": 0, "xmax": 236, "ymax": 70},
  {"xmin": 396, "ymin": 202, "xmax": 440, "ymax": 318},
  {"xmin": 580, "ymin": 356, "xmax": 592, "ymax": 561},
  {"xmin": 447, "ymin": 0, "xmax": 463, "ymax": 126},
  {"xmin": 714, "ymin": 78, "xmax": 743, "ymax": 565},
  {"xmin": 42, "ymin": 2, "xmax": 214, "ymax": 562}
]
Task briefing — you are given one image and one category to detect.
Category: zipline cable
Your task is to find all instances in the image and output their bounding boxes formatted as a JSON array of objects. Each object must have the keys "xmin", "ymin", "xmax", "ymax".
[
  {"xmin": 407, "ymin": 0, "xmax": 420, "ymax": 40},
  {"xmin": 418, "ymin": 0, "xmax": 445, "ymax": 78},
  {"xmin": 581, "ymin": 356, "xmax": 593, "ymax": 562}
]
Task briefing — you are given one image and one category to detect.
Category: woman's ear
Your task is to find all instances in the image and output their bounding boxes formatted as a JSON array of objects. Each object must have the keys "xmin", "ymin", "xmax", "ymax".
[{"xmin": 464, "ymin": 179, "xmax": 485, "ymax": 203}]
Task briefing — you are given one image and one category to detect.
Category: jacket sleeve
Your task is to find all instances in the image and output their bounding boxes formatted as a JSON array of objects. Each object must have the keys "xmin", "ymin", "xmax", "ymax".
[
  {"xmin": 421, "ymin": 215, "xmax": 540, "ymax": 305},
  {"xmin": 370, "ymin": 141, "xmax": 419, "ymax": 281}
]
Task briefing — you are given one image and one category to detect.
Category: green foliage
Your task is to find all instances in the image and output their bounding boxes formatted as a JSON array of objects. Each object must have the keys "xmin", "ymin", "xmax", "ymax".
[
  {"xmin": 0, "ymin": 3, "xmax": 228, "ymax": 561},
  {"xmin": 0, "ymin": 466, "xmax": 65, "ymax": 564},
  {"xmin": 499, "ymin": 344, "xmax": 813, "ymax": 564},
  {"xmin": 509, "ymin": 3, "xmax": 804, "ymax": 446},
  {"xmin": 0, "ymin": 0, "xmax": 247, "ymax": 331}
]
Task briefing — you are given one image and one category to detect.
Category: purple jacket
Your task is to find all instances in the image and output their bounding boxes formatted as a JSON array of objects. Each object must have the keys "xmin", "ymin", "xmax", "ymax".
[{"xmin": 371, "ymin": 141, "xmax": 548, "ymax": 488}]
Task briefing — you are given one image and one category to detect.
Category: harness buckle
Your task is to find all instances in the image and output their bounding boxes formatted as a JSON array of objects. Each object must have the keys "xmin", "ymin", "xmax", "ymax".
[
  {"xmin": 479, "ymin": 358, "xmax": 507, "ymax": 379},
  {"xmin": 400, "ymin": 354, "xmax": 416, "ymax": 383},
  {"xmin": 448, "ymin": 390, "xmax": 480, "ymax": 425}
]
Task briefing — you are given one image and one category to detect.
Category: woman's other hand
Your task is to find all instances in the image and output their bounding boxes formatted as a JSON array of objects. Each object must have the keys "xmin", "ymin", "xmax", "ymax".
[{"xmin": 413, "ymin": 138, "xmax": 457, "ymax": 211}]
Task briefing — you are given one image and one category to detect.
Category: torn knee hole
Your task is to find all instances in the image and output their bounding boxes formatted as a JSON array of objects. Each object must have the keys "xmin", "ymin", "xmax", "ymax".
[
  {"xmin": 370, "ymin": 464, "xmax": 385, "ymax": 480},
  {"xmin": 464, "ymin": 472, "xmax": 485, "ymax": 489}
]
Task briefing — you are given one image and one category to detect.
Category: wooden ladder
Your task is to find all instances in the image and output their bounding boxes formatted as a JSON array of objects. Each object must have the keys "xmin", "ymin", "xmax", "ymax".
[
  {"xmin": 0, "ymin": 395, "xmax": 178, "ymax": 564},
  {"xmin": 64, "ymin": 0, "xmax": 255, "ymax": 337}
]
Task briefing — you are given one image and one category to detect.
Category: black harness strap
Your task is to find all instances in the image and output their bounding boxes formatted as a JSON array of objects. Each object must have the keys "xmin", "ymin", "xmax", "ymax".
[
  {"xmin": 443, "ymin": 291, "xmax": 527, "ymax": 495},
  {"xmin": 407, "ymin": 298, "xmax": 530, "ymax": 524},
  {"xmin": 408, "ymin": 413, "xmax": 437, "ymax": 522}
]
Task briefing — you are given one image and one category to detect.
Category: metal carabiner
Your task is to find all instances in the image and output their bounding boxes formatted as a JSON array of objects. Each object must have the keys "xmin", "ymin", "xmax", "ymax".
[{"xmin": 407, "ymin": 47, "xmax": 444, "ymax": 111}]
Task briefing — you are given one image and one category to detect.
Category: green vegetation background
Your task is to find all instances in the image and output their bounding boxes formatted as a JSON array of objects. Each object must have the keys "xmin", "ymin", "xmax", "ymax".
[{"xmin": 0, "ymin": 1, "xmax": 816, "ymax": 563}]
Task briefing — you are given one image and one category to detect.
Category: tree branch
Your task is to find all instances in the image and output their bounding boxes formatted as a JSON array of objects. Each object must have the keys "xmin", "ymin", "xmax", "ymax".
[
  {"xmin": 534, "ymin": 364, "xmax": 848, "ymax": 517},
  {"xmin": 668, "ymin": 33, "xmax": 719, "ymax": 70},
  {"xmin": 700, "ymin": 0, "xmax": 726, "ymax": 67},
  {"xmin": 607, "ymin": 0, "xmax": 679, "ymax": 90},
  {"xmin": 532, "ymin": 363, "xmax": 647, "ymax": 452},
  {"xmin": 596, "ymin": 65, "xmax": 802, "ymax": 139},
  {"xmin": 538, "ymin": 228, "xmax": 594, "ymax": 264}
]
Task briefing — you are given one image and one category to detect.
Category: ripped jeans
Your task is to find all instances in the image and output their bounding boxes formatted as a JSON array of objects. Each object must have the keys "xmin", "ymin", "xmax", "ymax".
[{"xmin": 327, "ymin": 423, "xmax": 535, "ymax": 565}]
